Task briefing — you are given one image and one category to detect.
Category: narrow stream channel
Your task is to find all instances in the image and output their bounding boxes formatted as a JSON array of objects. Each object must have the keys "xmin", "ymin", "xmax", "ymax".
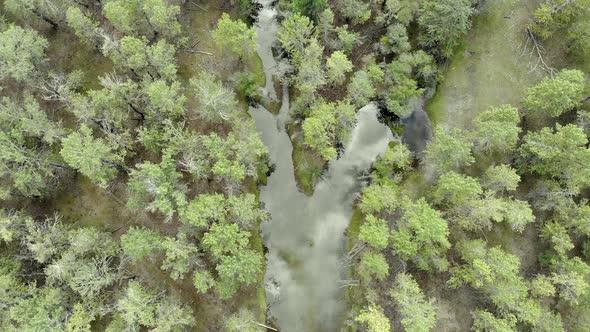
[{"xmin": 249, "ymin": 2, "xmax": 393, "ymax": 330}]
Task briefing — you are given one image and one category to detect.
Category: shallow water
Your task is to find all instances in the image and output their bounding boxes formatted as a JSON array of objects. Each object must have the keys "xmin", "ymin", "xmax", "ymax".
[{"xmin": 249, "ymin": 1, "xmax": 392, "ymax": 330}]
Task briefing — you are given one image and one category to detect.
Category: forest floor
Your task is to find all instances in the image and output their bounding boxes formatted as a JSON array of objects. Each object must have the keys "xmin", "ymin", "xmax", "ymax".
[
  {"xmin": 32, "ymin": 1, "xmax": 268, "ymax": 330},
  {"xmin": 348, "ymin": 0, "xmax": 578, "ymax": 330}
]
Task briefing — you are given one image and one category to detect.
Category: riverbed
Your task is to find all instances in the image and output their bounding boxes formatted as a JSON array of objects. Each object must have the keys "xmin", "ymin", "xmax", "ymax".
[{"xmin": 249, "ymin": 1, "xmax": 393, "ymax": 330}]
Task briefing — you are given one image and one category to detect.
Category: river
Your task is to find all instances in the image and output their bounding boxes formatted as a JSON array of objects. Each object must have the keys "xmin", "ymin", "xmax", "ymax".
[{"xmin": 248, "ymin": 1, "xmax": 393, "ymax": 331}]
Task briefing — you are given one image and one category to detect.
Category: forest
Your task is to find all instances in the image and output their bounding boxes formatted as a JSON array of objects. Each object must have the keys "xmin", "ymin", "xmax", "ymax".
[{"xmin": 0, "ymin": 0, "xmax": 590, "ymax": 331}]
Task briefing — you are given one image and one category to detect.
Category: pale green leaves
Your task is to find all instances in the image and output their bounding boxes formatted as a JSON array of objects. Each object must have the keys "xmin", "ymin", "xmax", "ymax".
[{"xmin": 212, "ymin": 13, "xmax": 256, "ymax": 59}]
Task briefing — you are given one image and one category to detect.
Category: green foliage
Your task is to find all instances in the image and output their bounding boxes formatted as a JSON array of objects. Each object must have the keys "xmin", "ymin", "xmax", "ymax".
[
  {"xmin": 192, "ymin": 270, "xmax": 215, "ymax": 294},
  {"xmin": 8, "ymin": 287, "xmax": 66, "ymax": 332},
  {"xmin": 302, "ymin": 100, "xmax": 356, "ymax": 160},
  {"xmin": 340, "ymin": 0, "xmax": 372, "ymax": 25},
  {"xmin": 225, "ymin": 308, "xmax": 264, "ymax": 332},
  {"xmin": 374, "ymin": 143, "xmax": 412, "ymax": 176},
  {"xmin": 294, "ymin": 39, "xmax": 325, "ymax": 98},
  {"xmin": 127, "ymin": 153, "xmax": 185, "ymax": 219},
  {"xmin": 348, "ymin": 70, "xmax": 376, "ymax": 107},
  {"xmin": 335, "ymin": 26, "xmax": 360, "ymax": 53},
  {"xmin": 482, "ymin": 165, "xmax": 520, "ymax": 193},
  {"xmin": 392, "ymin": 198, "xmax": 450, "ymax": 271},
  {"xmin": 524, "ymin": 69, "xmax": 586, "ymax": 117},
  {"xmin": 474, "ymin": 105, "xmax": 522, "ymax": 153},
  {"xmin": 216, "ymin": 249, "xmax": 263, "ymax": 299},
  {"xmin": 4, "ymin": 0, "xmax": 63, "ymax": 27},
  {"xmin": 117, "ymin": 281, "xmax": 157, "ymax": 328},
  {"xmin": 378, "ymin": 24, "xmax": 411, "ymax": 55},
  {"xmin": 359, "ymin": 215, "xmax": 389, "ymax": 250},
  {"xmin": 181, "ymin": 193, "xmax": 226, "ymax": 227},
  {"xmin": 65, "ymin": 303, "xmax": 93, "ymax": 332},
  {"xmin": 472, "ymin": 310, "xmax": 517, "ymax": 332},
  {"xmin": 121, "ymin": 227, "xmax": 163, "ymax": 261},
  {"xmin": 227, "ymin": 193, "xmax": 267, "ymax": 229},
  {"xmin": 355, "ymin": 305, "xmax": 390, "ymax": 332},
  {"xmin": 144, "ymin": 80, "xmax": 186, "ymax": 120},
  {"xmin": 530, "ymin": 275, "xmax": 556, "ymax": 298},
  {"xmin": 66, "ymin": 7, "xmax": 100, "ymax": 47},
  {"xmin": 191, "ymin": 71, "xmax": 239, "ymax": 123},
  {"xmin": 326, "ymin": 51, "xmax": 353, "ymax": 85},
  {"xmin": 359, "ymin": 182, "xmax": 400, "ymax": 215},
  {"xmin": 391, "ymin": 273, "xmax": 438, "ymax": 332},
  {"xmin": 105, "ymin": 37, "xmax": 177, "ymax": 81},
  {"xmin": 0, "ymin": 24, "xmax": 47, "ymax": 82},
  {"xmin": 433, "ymin": 171, "xmax": 482, "ymax": 210},
  {"xmin": 278, "ymin": 13, "xmax": 315, "ymax": 65},
  {"xmin": 292, "ymin": 0, "xmax": 328, "ymax": 20},
  {"xmin": 551, "ymin": 257, "xmax": 590, "ymax": 304},
  {"xmin": 161, "ymin": 233, "xmax": 199, "ymax": 280},
  {"xmin": 212, "ymin": 13, "xmax": 256, "ymax": 59},
  {"xmin": 531, "ymin": 0, "xmax": 590, "ymax": 40},
  {"xmin": 520, "ymin": 124, "xmax": 590, "ymax": 193},
  {"xmin": 418, "ymin": 0, "xmax": 473, "ymax": 56},
  {"xmin": 359, "ymin": 251, "xmax": 389, "ymax": 282},
  {"xmin": 425, "ymin": 126, "xmax": 474, "ymax": 173},
  {"xmin": 103, "ymin": 0, "xmax": 181, "ymax": 38},
  {"xmin": 61, "ymin": 124, "xmax": 123, "ymax": 187},
  {"xmin": 203, "ymin": 222, "xmax": 250, "ymax": 261}
]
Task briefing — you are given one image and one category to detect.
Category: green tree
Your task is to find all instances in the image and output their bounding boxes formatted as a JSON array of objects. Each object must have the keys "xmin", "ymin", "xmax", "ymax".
[
  {"xmin": 359, "ymin": 251, "xmax": 389, "ymax": 282},
  {"xmin": 391, "ymin": 273, "xmax": 438, "ymax": 332},
  {"xmin": 359, "ymin": 215, "xmax": 390, "ymax": 250},
  {"xmin": 348, "ymin": 70, "xmax": 376, "ymax": 107},
  {"xmin": 202, "ymin": 222, "xmax": 250, "ymax": 261},
  {"xmin": 359, "ymin": 181, "xmax": 400, "ymax": 215},
  {"xmin": 474, "ymin": 105, "xmax": 522, "ymax": 153},
  {"xmin": 292, "ymin": 0, "xmax": 327, "ymax": 20},
  {"xmin": 326, "ymin": 51, "xmax": 353, "ymax": 85},
  {"xmin": 472, "ymin": 310, "xmax": 517, "ymax": 332},
  {"xmin": 153, "ymin": 297, "xmax": 195, "ymax": 332},
  {"xmin": 104, "ymin": 36, "xmax": 177, "ymax": 81},
  {"xmin": 191, "ymin": 71, "xmax": 239, "ymax": 123},
  {"xmin": 8, "ymin": 287, "xmax": 66, "ymax": 332},
  {"xmin": 117, "ymin": 281, "xmax": 157, "ymax": 329},
  {"xmin": 142, "ymin": 0, "xmax": 182, "ymax": 39},
  {"xmin": 433, "ymin": 171, "xmax": 482, "ymax": 211},
  {"xmin": 520, "ymin": 124, "xmax": 590, "ymax": 192},
  {"xmin": 216, "ymin": 249, "xmax": 263, "ymax": 299},
  {"xmin": 302, "ymin": 100, "xmax": 356, "ymax": 160},
  {"xmin": 4, "ymin": 0, "xmax": 64, "ymax": 28},
  {"xmin": 278, "ymin": 13, "xmax": 315, "ymax": 65},
  {"xmin": 161, "ymin": 233, "xmax": 199, "ymax": 280},
  {"xmin": 392, "ymin": 197, "xmax": 450, "ymax": 271},
  {"xmin": 355, "ymin": 305, "xmax": 390, "ymax": 332},
  {"xmin": 340, "ymin": 0, "xmax": 372, "ymax": 25},
  {"xmin": 0, "ymin": 25, "xmax": 47, "ymax": 82},
  {"xmin": 225, "ymin": 308, "xmax": 264, "ymax": 332},
  {"xmin": 418, "ymin": 0, "xmax": 473, "ymax": 56},
  {"xmin": 127, "ymin": 153, "xmax": 185, "ymax": 220},
  {"xmin": 378, "ymin": 23, "xmax": 411, "ymax": 55},
  {"xmin": 551, "ymin": 257, "xmax": 590, "ymax": 304},
  {"xmin": 192, "ymin": 270, "xmax": 215, "ymax": 294},
  {"xmin": 294, "ymin": 39, "xmax": 325, "ymax": 98},
  {"xmin": 374, "ymin": 143, "xmax": 412, "ymax": 176},
  {"xmin": 524, "ymin": 69, "xmax": 586, "ymax": 117},
  {"xmin": 212, "ymin": 13, "xmax": 256, "ymax": 60},
  {"xmin": 121, "ymin": 227, "xmax": 163, "ymax": 261},
  {"xmin": 228, "ymin": 194, "xmax": 268, "ymax": 229},
  {"xmin": 181, "ymin": 193, "xmax": 227, "ymax": 227},
  {"xmin": 482, "ymin": 165, "xmax": 520, "ymax": 193},
  {"xmin": 425, "ymin": 126, "xmax": 474, "ymax": 173},
  {"xmin": 65, "ymin": 303, "xmax": 93, "ymax": 332},
  {"xmin": 61, "ymin": 125, "xmax": 124, "ymax": 187},
  {"xmin": 66, "ymin": 7, "xmax": 100, "ymax": 47},
  {"xmin": 144, "ymin": 80, "xmax": 186, "ymax": 121}
]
